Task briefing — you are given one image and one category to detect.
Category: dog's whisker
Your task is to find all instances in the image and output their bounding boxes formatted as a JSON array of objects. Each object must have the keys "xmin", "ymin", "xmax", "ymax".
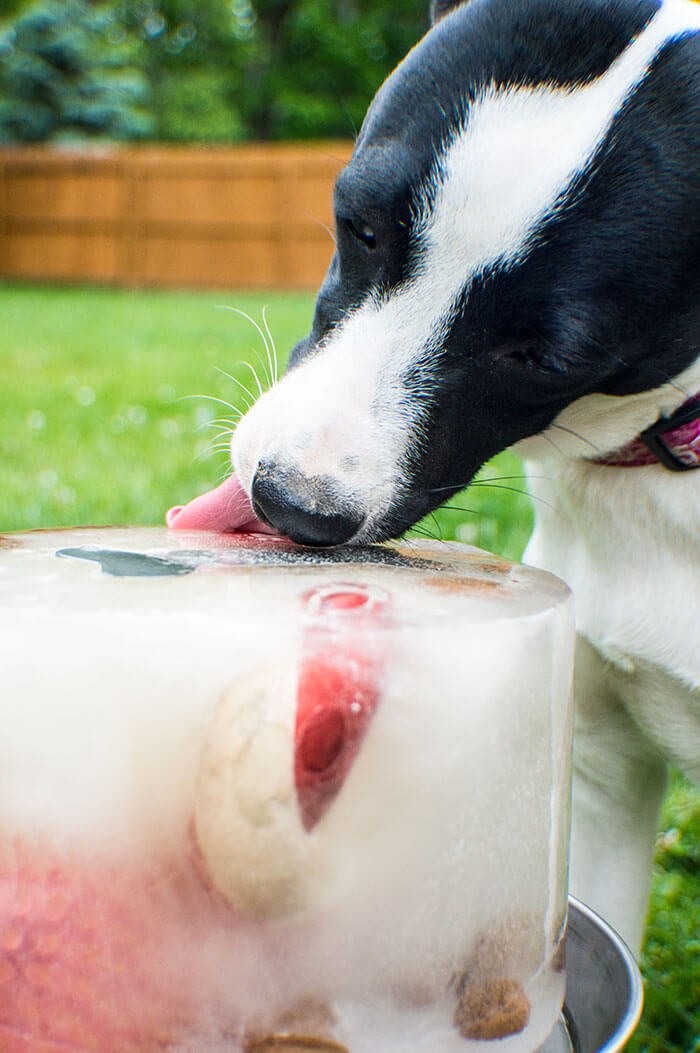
[
  {"xmin": 194, "ymin": 454, "xmax": 234, "ymax": 474},
  {"xmin": 213, "ymin": 366, "xmax": 257, "ymax": 407},
  {"xmin": 473, "ymin": 473, "xmax": 551, "ymax": 484},
  {"xmin": 203, "ymin": 413, "xmax": 236, "ymax": 424},
  {"xmin": 205, "ymin": 414, "xmax": 243, "ymax": 429},
  {"xmin": 261, "ymin": 305, "xmax": 280, "ymax": 384},
  {"xmin": 590, "ymin": 339, "xmax": 700, "ymax": 415},
  {"xmin": 197, "ymin": 449, "xmax": 234, "ymax": 463},
  {"xmin": 407, "ymin": 523, "xmax": 437, "ymax": 541},
  {"xmin": 520, "ymin": 430, "xmax": 569, "ymax": 461},
  {"xmin": 548, "ymin": 422, "xmax": 604, "ymax": 454},
  {"xmin": 427, "ymin": 512, "xmax": 444, "ymax": 541},
  {"xmin": 427, "ymin": 473, "xmax": 551, "ymax": 496},
  {"xmin": 315, "ymin": 148, "xmax": 354, "ymax": 165},
  {"xmin": 197, "ymin": 418, "xmax": 241, "ymax": 435},
  {"xmin": 216, "ymin": 305, "xmax": 276, "ymax": 390},
  {"xmin": 249, "ymin": 348, "xmax": 275, "ymax": 391},
  {"xmin": 470, "ymin": 481, "xmax": 531, "ymax": 497},
  {"xmin": 240, "ymin": 360, "xmax": 265, "ymax": 399},
  {"xmin": 398, "ymin": 535, "xmax": 424, "ymax": 550},
  {"xmin": 595, "ymin": 344, "xmax": 696, "ymax": 403},
  {"xmin": 200, "ymin": 432, "xmax": 235, "ymax": 447},
  {"xmin": 248, "ymin": 307, "xmax": 276, "ymax": 388},
  {"xmin": 425, "ymin": 482, "xmax": 472, "ymax": 496},
  {"xmin": 300, "ymin": 210, "xmax": 338, "ymax": 249},
  {"xmin": 409, "ymin": 516, "xmax": 437, "ymax": 537},
  {"xmin": 641, "ymin": 363, "xmax": 699, "ymax": 405},
  {"xmin": 193, "ymin": 442, "xmax": 233, "ymax": 464},
  {"xmin": 179, "ymin": 393, "xmax": 239, "ymax": 413},
  {"xmin": 538, "ymin": 432, "xmax": 567, "ymax": 459},
  {"xmin": 194, "ymin": 433, "xmax": 235, "ymax": 456},
  {"xmin": 424, "ymin": 473, "xmax": 558, "ymax": 515},
  {"xmin": 194, "ymin": 449, "xmax": 223, "ymax": 465},
  {"xmin": 194, "ymin": 422, "xmax": 237, "ymax": 446},
  {"xmin": 470, "ymin": 484, "xmax": 561, "ymax": 517},
  {"xmin": 430, "ymin": 503, "xmax": 481, "ymax": 518},
  {"xmin": 194, "ymin": 423, "xmax": 232, "ymax": 439}
]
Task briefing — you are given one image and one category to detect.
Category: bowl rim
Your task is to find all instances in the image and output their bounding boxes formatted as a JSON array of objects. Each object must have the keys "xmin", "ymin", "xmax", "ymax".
[{"xmin": 567, "ymin": 895, "xmax": 644, "ymax": 1052}]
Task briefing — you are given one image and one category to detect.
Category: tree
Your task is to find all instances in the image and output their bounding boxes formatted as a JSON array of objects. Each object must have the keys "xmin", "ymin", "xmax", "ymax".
[
  {"xmin": 234, "ymin": 0, "xmax": 430, "ymax": 140},
  {"xmin": 0, "ymin": 0, "xmax": 34, "ymax": 21},
  {"xmin": 0, "ymin": 0, "xmax": 431, "ymax": 144},
  {"xmin": 119, "ymin": 0, "xmax": 429, "ymax": 141},
  {"xmin": 0, "ymin": 0, "xmax": 151, "ymax": 142},
  {"xmin": 118, "ymin": 0, "xmax": 247, "ymax": 141}
]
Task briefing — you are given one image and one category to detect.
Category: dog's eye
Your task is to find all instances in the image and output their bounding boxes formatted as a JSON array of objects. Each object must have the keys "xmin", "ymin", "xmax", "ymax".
[
  {"xmin": 494, "ymin": 340, "xmax": 563, "ymax": 375},
  {"xmin": 342, "ymin": 217, "xmax": 377, "ymax": 251}
]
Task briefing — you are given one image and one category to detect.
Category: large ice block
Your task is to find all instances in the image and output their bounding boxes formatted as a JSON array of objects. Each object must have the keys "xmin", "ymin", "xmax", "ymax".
[{"xmin": 0, "ymin": 527, "xmax": 574, "ymax": 1053}]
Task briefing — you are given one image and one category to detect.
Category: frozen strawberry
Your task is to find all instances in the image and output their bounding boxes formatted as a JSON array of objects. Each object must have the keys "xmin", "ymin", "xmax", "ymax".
[{"xmin": 295, "ymin": 585, "xmax": 391, "ymax": 831}]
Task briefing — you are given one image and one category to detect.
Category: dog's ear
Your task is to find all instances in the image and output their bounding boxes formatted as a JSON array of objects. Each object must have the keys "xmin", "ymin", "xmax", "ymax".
[{"xmin": 430, "ymin": 0, "xmax": 468, "ymax": 24}]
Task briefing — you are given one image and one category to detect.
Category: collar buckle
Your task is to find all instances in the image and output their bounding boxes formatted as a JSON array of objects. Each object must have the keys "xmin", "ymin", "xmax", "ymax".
[{"xmin": 640, "ymin": 398, "xmax": 700, "ymax": 471}]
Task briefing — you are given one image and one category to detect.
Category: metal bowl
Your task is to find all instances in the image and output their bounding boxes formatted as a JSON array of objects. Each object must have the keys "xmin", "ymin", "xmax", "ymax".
[{"xmin": 539, "ymin": 897, "xmax": 644, "ymax": 1053}]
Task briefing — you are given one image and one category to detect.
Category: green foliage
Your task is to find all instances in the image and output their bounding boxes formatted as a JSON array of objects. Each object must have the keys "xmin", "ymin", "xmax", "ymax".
[
  {"xmin": 0, "ymin": 0, "xmax": 34, "ymax": 21},
  {"xmin": 117, "ymin": 0, "xmax": 248, "ymax": 141},
  {"xmin": 631, "ymin": 774, "xmax": 700, "ymax": 1053},
  {"xmin": 0, "ymin": 0, "xmax": 152, "ymax": 142},
  {"xmin": 0, "ymin": 0, "xmax": 430, "ymax": 143},
  {"xmin": 231, "ymin": 0, "xmax": 430, "ymax": 140},
  {"xmin": 154, "ymin": 69, "xmax": 246, "ymax": 141}
]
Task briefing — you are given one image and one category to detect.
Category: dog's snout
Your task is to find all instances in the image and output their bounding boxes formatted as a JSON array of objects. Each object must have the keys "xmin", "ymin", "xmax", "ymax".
[{"xmin": 251, "ymin": 462, "xmax": 364, "ymax": 547}]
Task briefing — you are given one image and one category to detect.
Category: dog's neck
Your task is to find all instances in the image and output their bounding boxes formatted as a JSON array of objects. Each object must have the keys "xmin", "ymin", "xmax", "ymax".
[
  {"xmin": 593, "ymin": 393, "xmax": 700, "ymax": 470},
  {"xmin": 515, "ymin": 358, "xmax": 700, "ymax": 469}
]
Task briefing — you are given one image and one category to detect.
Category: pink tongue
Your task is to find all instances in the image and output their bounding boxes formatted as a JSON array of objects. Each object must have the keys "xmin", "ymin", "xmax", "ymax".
[{"xmin": 166, "ymin": 474, "xmax": 277, "ymax": 534}]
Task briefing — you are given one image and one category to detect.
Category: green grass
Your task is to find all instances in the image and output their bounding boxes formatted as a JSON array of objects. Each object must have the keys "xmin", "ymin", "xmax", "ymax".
[
  {"xmin": 0, "ymin": 282, "xmax": 533, "ymax": 555},
  {"xmin": 639, "ymin": 776, "xmax": 700, "ymax": 1053},
  {"xmin": 1, "ymin": 283, "xmax": 698, "ymax": 1050}
]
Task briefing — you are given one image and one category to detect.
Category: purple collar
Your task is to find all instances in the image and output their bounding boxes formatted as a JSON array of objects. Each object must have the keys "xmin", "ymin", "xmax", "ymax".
[{"xmin": 594, "ymin": 394, "xmax": 700, "ymax": 470}]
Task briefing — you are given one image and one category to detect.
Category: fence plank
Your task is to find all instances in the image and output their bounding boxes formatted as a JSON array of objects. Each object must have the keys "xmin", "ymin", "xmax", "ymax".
[{"xmin": 0, "ymin": 144, "xmax": 353, "ymax": 290}]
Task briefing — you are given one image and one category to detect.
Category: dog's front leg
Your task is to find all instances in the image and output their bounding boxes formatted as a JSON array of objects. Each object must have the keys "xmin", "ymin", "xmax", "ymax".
[{"xmin": 569, "ymin": 636, "xmax": 667, "ymax": 955}]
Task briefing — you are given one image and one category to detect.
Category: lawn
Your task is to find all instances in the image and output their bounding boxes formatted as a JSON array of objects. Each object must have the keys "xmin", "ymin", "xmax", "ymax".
[
  {"xmin": 0, "ymin": 282, "xmax": 533, "ymax": 552},
  {"xmin": 1, "ymin": 283, "xmax": 698, "ymax": 1051}
]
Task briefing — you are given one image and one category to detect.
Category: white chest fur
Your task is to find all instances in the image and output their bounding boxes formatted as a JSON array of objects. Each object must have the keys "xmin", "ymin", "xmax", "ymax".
[{"xmin": 524, "ymin": 456, "xmax": 700, "ymax": 779}]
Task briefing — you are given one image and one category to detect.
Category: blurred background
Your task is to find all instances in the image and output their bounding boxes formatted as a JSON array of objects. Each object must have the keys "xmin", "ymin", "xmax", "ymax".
[
  {"xmin": 0, "ymin": 3, "xmax": 698, "ymax": 1050},
  {"xmin": 0, "ymin": 0, "xmax": 429, "ymax": 144}
]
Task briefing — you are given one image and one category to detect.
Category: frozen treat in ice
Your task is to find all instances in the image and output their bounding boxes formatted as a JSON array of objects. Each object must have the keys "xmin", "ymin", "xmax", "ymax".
[
  {"xmin": 0, "ymin": 527, "xmax": 574, "ymax": 1052},
  {"xmin": 194, "ymin": 584, "xmax": 390, "ymax": 917}
]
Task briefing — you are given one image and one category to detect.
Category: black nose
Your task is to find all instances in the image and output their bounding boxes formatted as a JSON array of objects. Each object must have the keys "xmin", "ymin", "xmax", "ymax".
[{"xmin": 251, "ymin": 464, "xmax": 364, "ymax": 547}]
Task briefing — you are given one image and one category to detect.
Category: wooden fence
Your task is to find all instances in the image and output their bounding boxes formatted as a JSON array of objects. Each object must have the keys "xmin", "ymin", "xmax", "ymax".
[{"xmin": 0, "ymin": 143, "xmax": 353, "ymax": 290}]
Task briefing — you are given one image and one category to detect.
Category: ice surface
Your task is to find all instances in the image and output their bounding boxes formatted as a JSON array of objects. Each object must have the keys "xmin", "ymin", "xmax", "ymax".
[{"xmin": 0, "ymin": 527, "xmax": 574, "ymax": 1052}]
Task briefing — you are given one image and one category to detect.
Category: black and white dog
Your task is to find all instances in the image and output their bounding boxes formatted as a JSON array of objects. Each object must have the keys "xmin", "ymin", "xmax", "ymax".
[{"xmin": 232, "ymin": 0, "xmax": 700, "ymax": 953}]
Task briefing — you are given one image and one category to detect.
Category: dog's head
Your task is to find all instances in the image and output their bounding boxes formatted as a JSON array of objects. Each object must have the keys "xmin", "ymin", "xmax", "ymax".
[{"xmin": 234, "ymin": 0, "xmax": 700, "ymax": 546}]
